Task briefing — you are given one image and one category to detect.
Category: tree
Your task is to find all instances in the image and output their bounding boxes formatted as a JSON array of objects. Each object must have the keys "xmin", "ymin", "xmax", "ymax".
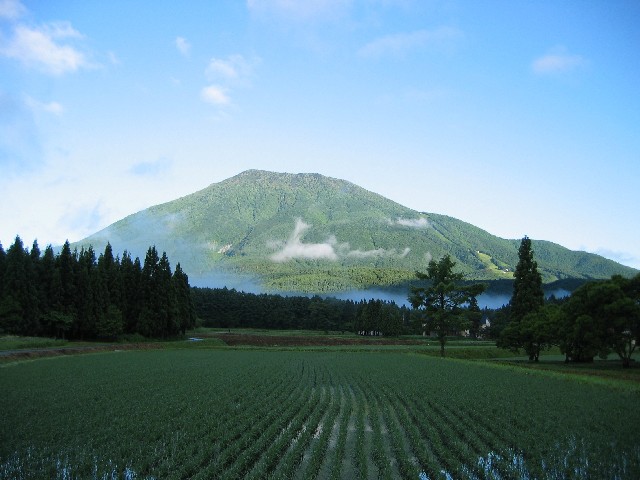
[
  {"xmin": 0, "ymin": 236, "xmax": 38, "ymax": 334},
  {"xmin": 172, "ymin": 263, "xmax": 196, "ymax": 335},
  {"xmin": 559, "ymin": 274, "xmax": 640, "ymax": 367},
  {"xmin": 409, "ymin": 254, "xmax": 485, "ymax": 356},
  {"xmin": 518, "ymin": 304, "xmax": 561, "ymax": 362},
  {"xmin": 559, "ymin": 280, "xmax": 615, "ymax": 362},
  {"xmin": 511, "ymin": 236, "xmax": 544, "ymax": 322},
  {"xmin": 498, "ymin": 236, "xmax": 545, "ymax": 358}
]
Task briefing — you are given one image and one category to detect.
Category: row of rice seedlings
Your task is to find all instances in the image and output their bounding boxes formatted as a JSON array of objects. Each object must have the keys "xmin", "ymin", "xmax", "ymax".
[
  {"xmin": 240, "ymin": 386, "xmax": 324, "ymax": 480},
  {"xmin": 295, "ymin": 386, "xmax": 342, "ymax": 479},
  {"xmin": 365, "ymin": 388, "xmax": 395, "ymax": 480},
  {"xmin": 191, "ymin": 371, "xmax": 312, "ymax": 480},
  {"xmin": 432, "ymin": 399, "xmax": 514, "ymax": 480},
  {"xmin": 168, "ymin": 367, "xmax": 296, "ymax": 478},
  {"xmin": 352, "ymin": 383, "xmax": 369, "ymax": 480},
  {"xmin": 418, "ymin": 399, "xmax": 487, "ymax": 479},
  {"xmin": 402, "ymin": 392, "xmax": 476, "ymax": 478},
  {"xmin": 384, "ymin": 386, "xmax": 443, "ymax": 479},
  {"xmin": 266, "ymin": 386, "xmax": 333, "ymax": 479},
  {"xmin": 380, "ymin": 394, "xmax": 421, "ymax": 479},
  {"xmin": 328, "ymin": 386, "xmax": 353, "ymax": 480}
]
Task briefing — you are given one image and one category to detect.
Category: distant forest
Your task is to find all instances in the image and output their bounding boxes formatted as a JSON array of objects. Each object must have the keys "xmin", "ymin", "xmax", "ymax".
[
  {"xmin": 0, "ymin": 237, "xmax": 196, "ymax": 339},
  {"xmin": 191, "ymin": 287, "xmax": 495, "ymax": 338},
  {"xmin": 192, "ymin": 287, "xmax": 418, "ymax": 336}
]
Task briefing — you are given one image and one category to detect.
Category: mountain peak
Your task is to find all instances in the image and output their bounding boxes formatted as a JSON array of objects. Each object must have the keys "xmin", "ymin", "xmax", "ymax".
[{"xmin": 75, "ymin": 170, "xmax": 637, "ymax": 293}]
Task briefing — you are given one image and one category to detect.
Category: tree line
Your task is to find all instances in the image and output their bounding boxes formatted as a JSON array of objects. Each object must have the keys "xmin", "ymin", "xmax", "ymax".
[
  {"xmin": 191, "ymin": 287, "xmax": 420, "ymax": 335},
  {"xmin": 0, "ymin": 236, "xmax": 196, "ymax": 340},
  {"xmin": 495, "ymin": 237, "xmax": 640, "ymax": 367}
]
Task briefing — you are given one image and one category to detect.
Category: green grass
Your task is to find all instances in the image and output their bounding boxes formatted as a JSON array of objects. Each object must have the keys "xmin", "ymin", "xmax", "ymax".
[
  {"xmin": 0, "ymin": 336, "xmax": 70, "ymax": 351},
  {"xmin": 2, "ymin": 349, "xmax": 639, "ymax": 479}
]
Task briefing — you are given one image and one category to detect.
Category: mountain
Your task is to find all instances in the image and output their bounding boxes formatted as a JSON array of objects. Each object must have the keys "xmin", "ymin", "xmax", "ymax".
[{"xmin": 74, "ymin": 170, "xmax": 637, "ymax": 293}]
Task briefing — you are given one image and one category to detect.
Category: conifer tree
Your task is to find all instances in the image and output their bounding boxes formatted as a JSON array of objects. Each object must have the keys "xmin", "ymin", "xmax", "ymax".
[
  {"xmin": 510, "ymin": 236, "xmax": 544, "ymax": 322},
  {"xmin": 173, "ymin": 263, "xmax": 196, "ymax": 335},
  {"xmin": 498, "ymin": 236, "xmax": 546, "ymax": 359},
  {"xmin": 0, "ymin": 237, "xmax": 38, "ymax": 334},
  {"xmin": 74, "ymin": 246, "xmax": 96, "ymax": 339},
  {"xmin": 120, "ymin": 251, "xmax": 142, "ymax": 333},
  {"xmin": 0, "ymin": 243, "xmax": 5, "ymax": 299}
]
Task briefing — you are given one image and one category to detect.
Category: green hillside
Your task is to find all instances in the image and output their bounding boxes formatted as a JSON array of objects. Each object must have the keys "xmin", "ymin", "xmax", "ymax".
[{"xmin": 75, "ymin": 170, "xmax": 637, "ymax": 293}]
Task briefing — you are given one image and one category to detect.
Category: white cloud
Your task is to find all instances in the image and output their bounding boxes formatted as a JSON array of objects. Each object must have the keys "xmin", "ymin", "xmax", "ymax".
[
  {"xmin": 129, "ymin": 157, "xmax": 172, "ymax": 177},
  {"xmin": 175, "ymin": 36, "xmax": 191, "ymax": 57},
  {"xmin": 532, "ymin": 47, "xmax": 586, "ymax": 75},
  {"xmin": 359, "ymin": 27, "xmax": 463, "ymax": 58},
  {"xmin": 1, "ymin": 22, "xmax": 90, "ymax": 75},
  {"xmin": 247, "ymin": 0, "xmax": 351, "ymax": 21},
  {"xmin": 270, "ymin": 218, "xmax": 412, "ymax": 262},
  {"xmin": 24, "ymin": 95, "xmax": 64, "ymax": 115},
  {"xmin": 394, "ymin": 217, "xmax": 429, "ymax": 228},
  {"xmin": 107, "ymin": 51, "xmax": 121, "ymax": 65},
  {"xmin": 346, "ymin": 247, "xmax": 410, "ymax": 259},
  {"xmin": 0, "ymin": 0, "xmax": 25, "ymax": 19},
  {"xmin": 206, "ymin": 54, "xmax": 255, "ymax": 82},
  {"xmin": 200, "ymin": 85, "xmax": 231, "ymax": 106},
  {"xmin": 271, "ymin": 219, "xmax": 338, "ymax": 261}
]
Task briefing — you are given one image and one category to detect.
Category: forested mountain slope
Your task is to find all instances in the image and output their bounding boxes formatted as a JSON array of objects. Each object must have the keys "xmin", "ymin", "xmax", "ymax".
[{"xmin": 74, "ymin": 170, "xmax": 637, "ymax": 292}]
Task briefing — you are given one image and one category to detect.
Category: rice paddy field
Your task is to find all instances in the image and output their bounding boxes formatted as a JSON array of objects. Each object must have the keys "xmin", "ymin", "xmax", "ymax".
[{"xmin": 1, "ymin": 347, "xmax": 639, "ymax": 479}]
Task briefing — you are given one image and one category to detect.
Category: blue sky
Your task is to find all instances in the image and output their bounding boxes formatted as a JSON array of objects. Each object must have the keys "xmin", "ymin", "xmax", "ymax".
[{"xmin": 1, "ymin": 0, "xmax": 639, "ymax": 269}]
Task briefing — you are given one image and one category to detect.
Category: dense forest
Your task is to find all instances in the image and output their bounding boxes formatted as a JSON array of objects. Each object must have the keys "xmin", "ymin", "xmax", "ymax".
[
  {"xmin": 191, "ymin": 287, "xmax": 420, "ymax": 336},
  {"xmin": 0, "ymin": 236, "xmax": 196, "ymax": 340}
]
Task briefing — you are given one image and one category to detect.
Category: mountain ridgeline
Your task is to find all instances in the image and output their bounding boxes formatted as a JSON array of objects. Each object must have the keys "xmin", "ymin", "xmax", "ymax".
[{"xmin": 75, "ymin": 170, "xmax": 637, "ymax": 294}]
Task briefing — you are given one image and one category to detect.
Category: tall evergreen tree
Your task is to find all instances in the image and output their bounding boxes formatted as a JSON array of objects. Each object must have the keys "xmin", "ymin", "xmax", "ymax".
[
  {"xmin": 0, "ymin": 236, "xmax": 38, "ymax": 334},
  {"xmin": 172, "ymin": 263, "xmax": 196, "ymax": 335},
  {"xmin": 57, "ymin": 241, "xmax": 77, "ymax": 319},
  {"xmin": 120, "ymin": 251, "xmax": 142, "ymax": 333},
  {"xmin": 74, "ymin": 246, "xmax": 96, "ymax": 339},
  {"xmin": 95, "ymin": 243, "xmax": 124, "ymax": 338},
  {"xmin": 0, "ymin": 242, "xmax": 6, "ymax": 299},
  {"xmin": 498, "ymin": 236, "xmax": 546, "ymax": 359},
  {"xmin": 510, "ymin": 236, "xmax": 544, "ymax": 321}
]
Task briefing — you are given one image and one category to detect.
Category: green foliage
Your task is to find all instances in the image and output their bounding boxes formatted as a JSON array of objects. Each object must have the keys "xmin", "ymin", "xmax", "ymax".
[
  {"xmin": 71, "ymin": 170, "xmax": 637, "ymax": 294},
  {"xmin": 409, "ymin": 255, "xmax": 486, "ymax": 356},
  {"xmin": 1, "ymin": 350, "xmax": 639, "ymax": 478},
  {"xmin": 0, "ymin": 237, "xmax": 195, "ymax": 340},
  {"xmin": 498, "ymin": 237, "xmax": 547, "ymax": 359},
  {"xmin": 191, "ymin": 286, "xmax": 410, "ymax": 335},
  {"xmin": 511, "ymin": 236, "xmax": 545, "ymax": 322},
  {"xmin": 559, "ymin": 275, "xmax": 640, "ymax": 366}
]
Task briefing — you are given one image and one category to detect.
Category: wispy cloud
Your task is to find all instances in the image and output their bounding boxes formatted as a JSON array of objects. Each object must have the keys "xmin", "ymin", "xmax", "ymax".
[
  {"xmin": 175, "ymin": 36, "xmax": 191, "ymax": 57},
  {"xmin": 594, "ymin": 248, "xmax": 639, "ymax": 270},
  {"xmin": 359, "ymin": 27, "xmax": 463, "ymax": 58},
  {"xmin": 346, "ymin": 247, "xmax": 410, "ymax": 259},
  {"xmin": 59, "ymin": 201, "xmax": 106, "ymax": 239},
  {"xmin": 0, "ymin": 0, "xmax": 26, "ymax": 19},
  {"xmin": 0, "ymin": 22, "xmax": 92, "ymax": 75},
  {"xmin": 201, "ymin": 54, "xmax": 258, "ymax": 107},
  {"xmin": 24, "ymin": 95, "xmax": 64, "ymax": 115},
  {"xmin": 206, "ymin": 54, "xmax": 256, "ymax": 82},
  {"xmin": 0, "ymin": 91, "xmax": 42, "ymax": 172},
  {"xmin": 129, "ymin": 157, "xmax": 172, "ymax": 176},
  {"xmin": 391, "ymin": 217, "xmax": 429, "ymax": 229},
  {"xmin": 247, "ymin": 0, "xmax": 352, "ymax": 21},
  {"xmin": 532, "ymin": 46, "xmax": 587, "ymax": 75},
  {"xmin": 270, "ymin": 219, "xmax": 411, "ymax": 262},
  {"xmin": 107, "ymin": 51, "xmax": 121, "ymax": 66},
  {"xmin": 200, "ymin": 85, "xmax": 231, "ymax": 106}
]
